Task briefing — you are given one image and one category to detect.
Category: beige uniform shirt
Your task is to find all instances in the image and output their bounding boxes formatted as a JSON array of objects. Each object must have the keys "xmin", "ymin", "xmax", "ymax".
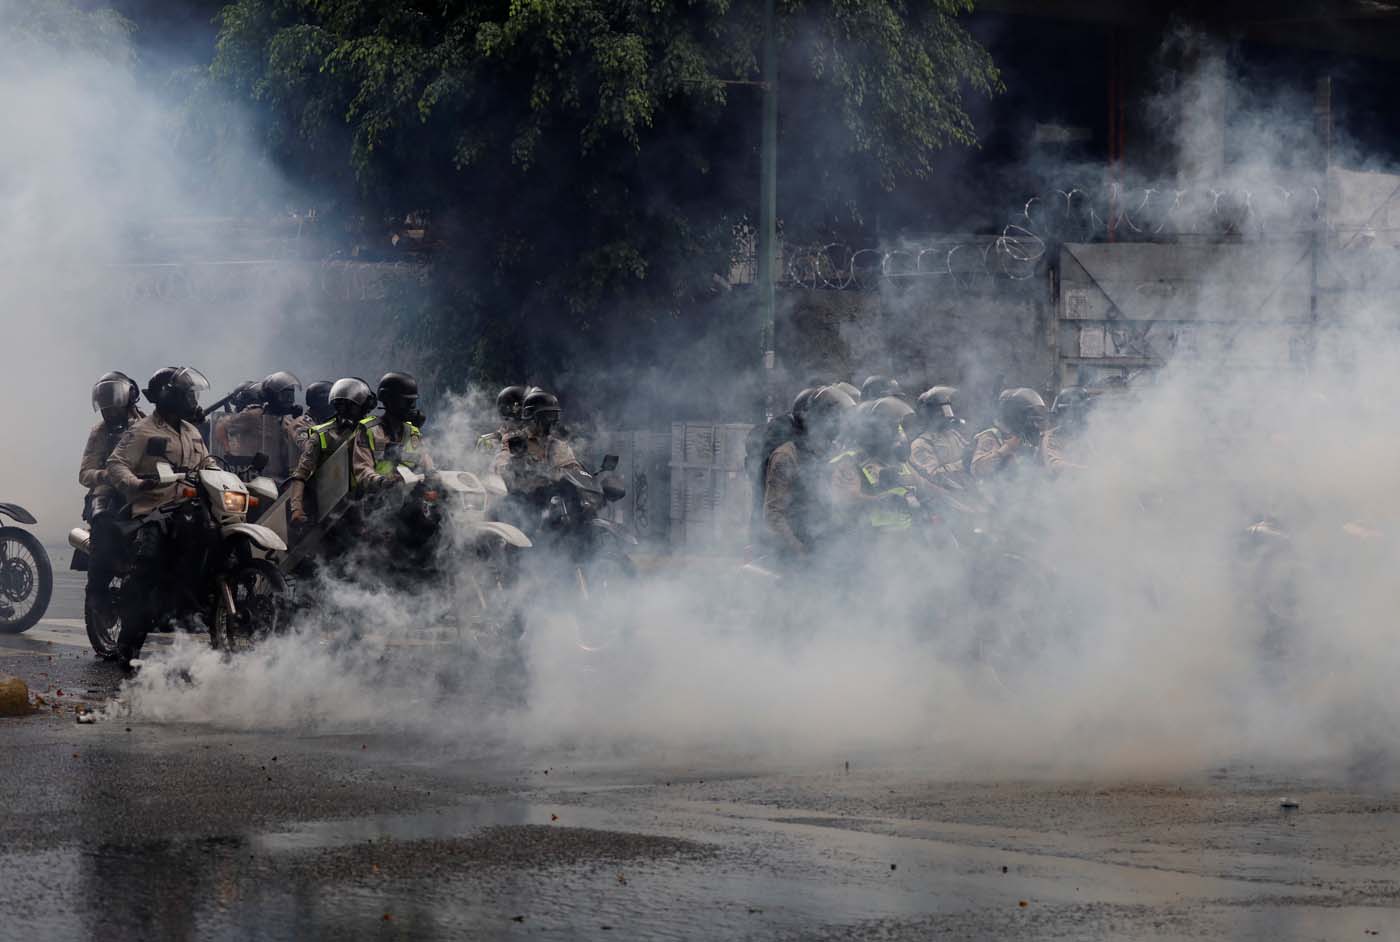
[
  {"xmin": 763, "ymin": 440, "xmax": 808, "ymax": 555},
  {"xmin": 79, "ymin": 421, "xmax": 124, "ymax": 497},
  {"xmin": 909, "ymin": 427, "xmax": 972, "ymax": 491},
  {"xmin": 493, "ymin": 432, "xmax": 584, "ymax": 494},
  {"xmin": 106, "ymin": 413, "xmax": 217, "ymax": 517},
  {"xmin": 971, "ymin": 428, "xmax": 1070, "ymax": 479}
]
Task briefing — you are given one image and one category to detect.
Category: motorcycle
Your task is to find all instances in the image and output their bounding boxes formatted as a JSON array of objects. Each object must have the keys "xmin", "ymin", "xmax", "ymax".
[
  {"xmin": 506, "ymin": 456, "xmax": 636, "ymax": 652},
  {"xmin": 0, "ymin": 503, "xmax": 53, "ymax": 634},
  {"xmin": 70, "ymin": 447, "xmax": 289, "ymax": 659}
]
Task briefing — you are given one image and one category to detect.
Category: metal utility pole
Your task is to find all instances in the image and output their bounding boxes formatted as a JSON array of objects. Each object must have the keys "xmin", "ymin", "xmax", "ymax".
[{"xmin": 757, "ymin": 0, "xmax": 778, "ymax": 419}]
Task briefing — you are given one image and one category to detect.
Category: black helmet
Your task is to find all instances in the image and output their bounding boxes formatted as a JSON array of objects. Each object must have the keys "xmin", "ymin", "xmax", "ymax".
[
  {"xmin": 861, "ymin": 375, "xmax": 902, "ymax": 402},
  {"xmin": 790, "ymin": 387, "xmax": 819, "ymax": 421},
  {"xmin": 1051, "ymin": 386, "xmax": 1094, "ymax": 423},
  {"xmin": 800, "ymin": 385, "xmax": 857, "ymax": 444},
  {"xmin": 230, "ymin": 380, "xmax": 263, "ymax": 410},
  {"xmin": 522, "ymin": 388, "xmax": 561, "ymax": 434},
  {"xmin": 153, "ymin": 367, "xmax": 210, "ymax": 421},
  {"xmin": 833, "ymin": 381, "xmax": 861, "ymax": 403},
  {"xmin": 144, "ymin": 367, "xmax": 178, "ymax": 406},
  {"xmin": 305, "ymin": 381, "xmax": 334, "ymax": 422},
  {"xmin": 497, "ymin": 385, "xmax": 527, "ymax": 420},
  {"xmin": 329, "ymin": 377, "xmax": 377, "ymax": 424},
  {"xmin": 854, "ymin": 396, "xmax": 915, "ymax": 454},
  {"xmin": 260, "ymin": 371, "xmax": 303, "ymax": 416},
  {"xmin": 917, "ymin": 385, "xmax": 962, "ymax": 427},
  {"xmin": 93, "ymin": 372, "xmax": 137, "ymax": 413},
  {"xmin": 377, "ymin": 371, "xmax": 419, "ymax": 417},
  {"xmin": 997, "ymin": 388, "xmax": 1048, "ymax": 440}
]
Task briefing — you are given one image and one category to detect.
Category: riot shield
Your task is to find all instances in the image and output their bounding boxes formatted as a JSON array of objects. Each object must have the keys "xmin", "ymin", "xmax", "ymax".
[{"xmin": 260, "ymin": 436, "xmax": 355, "ymax": 572}]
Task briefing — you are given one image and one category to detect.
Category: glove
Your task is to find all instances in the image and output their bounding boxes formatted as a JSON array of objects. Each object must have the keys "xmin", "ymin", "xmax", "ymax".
[{"xmin": 140, "ymin": 478, "xmax": 163, "ymax": 491}]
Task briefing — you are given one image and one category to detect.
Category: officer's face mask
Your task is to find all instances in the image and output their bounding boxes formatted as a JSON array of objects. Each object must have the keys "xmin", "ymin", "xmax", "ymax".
[{"xmin": 101, "ymin": 407, "xmax": 129, "ymax": 430}]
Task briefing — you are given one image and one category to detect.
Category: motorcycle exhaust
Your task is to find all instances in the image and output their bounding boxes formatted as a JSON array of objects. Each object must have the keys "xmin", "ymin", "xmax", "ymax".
[{"xmin": 67, "ymin": 528, "xmax": 91, "ymax": 554}]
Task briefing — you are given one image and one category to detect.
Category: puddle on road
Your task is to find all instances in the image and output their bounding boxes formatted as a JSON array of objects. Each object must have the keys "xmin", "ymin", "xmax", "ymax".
[{"xmin": 6, "ymin": 793, "xmax": 1400, "ymax": 941}]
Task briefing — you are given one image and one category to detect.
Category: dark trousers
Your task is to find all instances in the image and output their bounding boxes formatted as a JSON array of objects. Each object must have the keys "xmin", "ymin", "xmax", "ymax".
[{"xmin": 116, "ymin": 521, "xmax": 166, "ymax": 656}]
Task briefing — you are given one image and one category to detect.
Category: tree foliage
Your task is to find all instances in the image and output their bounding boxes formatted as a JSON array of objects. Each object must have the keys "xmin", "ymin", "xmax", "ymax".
[{"xmin": 209, "ymin": 0, "xmax": 1000, "ymax": 386}]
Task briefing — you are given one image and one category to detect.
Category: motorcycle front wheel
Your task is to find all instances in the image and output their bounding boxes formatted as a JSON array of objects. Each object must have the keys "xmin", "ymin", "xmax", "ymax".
[
  {"xmin": 572, "ymin": 545, "xmax": 636, "ymax": 654},
  {"xmin": 210, "ymin": 559, "xmax": 289, "ymax": 653},
  {"xmin": 85, "ymin": 576, "xmax": 123, "ymax": 659},
  {"xmin": 0, "ymin": 527, "xmax": 53, "ymax": 634}
]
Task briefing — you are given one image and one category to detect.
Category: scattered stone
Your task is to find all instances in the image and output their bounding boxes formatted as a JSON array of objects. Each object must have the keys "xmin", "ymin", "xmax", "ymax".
[{"xmin": 0, "ymin": 675, "xmax": 33, "ymax": 716}]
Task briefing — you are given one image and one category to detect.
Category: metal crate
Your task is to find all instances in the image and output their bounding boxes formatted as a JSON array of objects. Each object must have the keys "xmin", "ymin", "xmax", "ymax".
[{"xmin": 670, "ymin": 422, "xmax": 754, "ymax": 553}]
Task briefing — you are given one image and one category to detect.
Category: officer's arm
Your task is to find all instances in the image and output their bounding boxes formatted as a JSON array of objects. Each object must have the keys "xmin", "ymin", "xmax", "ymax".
[
  {"xmin": 350, "ymin": 432, "xmax": 388, "ymax": 490},
  {"xmin": 828, "ymin": 459, "xmax": 869, "ymax": 507},
  {"xmin": 79, "ymin": 425, "xmax": 107, "ymax": 489},
  {"xmin": 550, "ymin": 439, "xmax": 584, "ymax": 475},
  {"xmin": 413, "ymin": 431, "xmax": 434, "ymax": 471},
  {"xmin": 763, "ymin": 449, "xmax": 806, "ymax": 555},
  {"xmin": 286, "ymin": 437, "xmax": 319, "ymax": 515},
  {"xmin": 970, "ymin": 432, "xmax": 1007, "ymax": 479},
  {"xmin": 1040, "ymin": 429, "xmax": 1085, "ymax": 474},
  {"xmin": 104, "ymin": 428, "xmax": 145, "ymax": 498}
]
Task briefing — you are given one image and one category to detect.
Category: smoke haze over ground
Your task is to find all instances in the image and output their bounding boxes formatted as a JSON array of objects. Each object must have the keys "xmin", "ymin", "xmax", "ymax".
[{"xmin": 7, "ymin": 5, "xmax": 1400, "ymax": 782}]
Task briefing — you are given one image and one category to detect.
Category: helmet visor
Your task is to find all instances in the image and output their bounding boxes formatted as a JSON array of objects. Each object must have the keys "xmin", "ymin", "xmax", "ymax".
[
  {"xmin": 169, "ymin": 367, "xmax": 211, "ymax": 393},
  {"xmin": 92, "ymin": 379, "xmax": 134, "ymax": 412}
]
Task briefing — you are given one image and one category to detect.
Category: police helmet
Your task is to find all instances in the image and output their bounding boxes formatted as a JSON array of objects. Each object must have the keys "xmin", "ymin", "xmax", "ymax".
[
  {"xmin": 497, "ymin": 385, "xmax": 527, "ymax": 420},
  {"xmin": 144, "ymin": 367, "xmax": 179, "ymax": 406},
  {"xmin": 230, "ymin": 380, "xmax": 263, "ymax": 410},
  {"xmin": 833, "ymin": 381, "xmax": 862, "ymax": 402},
  {"xmin": 917, "ymin": 385, "xmax": 962, "ymax": 425},
  {"xmin": 376, "ymin": 371, "xmax": 419, "ymax": 416},
  {"xmin": 260, "ymin": 371, "xmax": 303, "ymax": 416},
  {"xmin": 861, "ymin": 375, "xmax": 902, "ymax": 402},
  {"xmin": 92, "ymin": 372, "xmax": 138, "ymax": 414},
  {"xmin": 155, "ymin": 367, "xmax": 210, "ymax": 420},
  {"xmin": 790, "ymin": 387, "xmax": 819, "ymax": 421},
  {"xmin": 328, "ymin": 377, "xmax": 377, "ymax": 423},
  {"xmin": 997, "ymin": 387, "xmax": 1049, "ymax": 439},
  {"xmin": 800, "ymin": 385, "xmax": 857, "ymax": 442},
  {"xmin": 305, "ymin": 381, "xmax": 334, "ymax": 422},
  {"xmin": 522, "ymin": 388, "xmax": 561, "ymax": 423}
]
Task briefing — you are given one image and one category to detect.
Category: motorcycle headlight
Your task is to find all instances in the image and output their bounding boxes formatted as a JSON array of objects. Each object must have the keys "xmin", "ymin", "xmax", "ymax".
[{"xmin": 221, "ymin": 491, "xmax": 249, "ymax": 514}]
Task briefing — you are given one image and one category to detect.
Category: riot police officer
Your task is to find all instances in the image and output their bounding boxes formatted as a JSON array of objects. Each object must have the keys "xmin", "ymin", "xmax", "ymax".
[
  {"xmin": 105, "ymin": 367, "xmax": 218, "ymax": 666},
  {"xmin": 287, "ymin": 377, "xmax": 388, "ymax": 527},
  {"xmin": 362, "ymin": 371, "xmax": 432, "ymax": 475}
]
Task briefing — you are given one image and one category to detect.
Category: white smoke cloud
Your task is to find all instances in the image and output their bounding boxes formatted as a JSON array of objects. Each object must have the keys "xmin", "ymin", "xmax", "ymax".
[{"xmin": 18, "ymin": 12, "xmax": 1400, "ymax": 782}]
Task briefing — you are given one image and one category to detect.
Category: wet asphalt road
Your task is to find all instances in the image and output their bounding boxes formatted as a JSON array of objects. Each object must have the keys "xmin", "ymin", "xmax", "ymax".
[{"xmin": 4, "ymin": 562, "xmax": 1400, "ymax": 939}]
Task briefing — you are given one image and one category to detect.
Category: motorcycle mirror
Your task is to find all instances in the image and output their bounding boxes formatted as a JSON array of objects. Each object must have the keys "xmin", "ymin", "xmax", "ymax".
[
  {"xmin": 251, "ymin": 452, "xmax": 270, "ymax": 472},
  {"xmin": 144, "ymin": 437, "xmax": 169, "ymax": 458},
  {"xmin": 600, "ymin": 454, "xmax": 619, "ymax": 472}
]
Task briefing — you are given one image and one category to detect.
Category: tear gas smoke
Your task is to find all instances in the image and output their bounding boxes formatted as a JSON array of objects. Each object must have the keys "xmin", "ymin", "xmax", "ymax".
[{"xmin": 15, "ymin": 8, "xmax": 1400, "ymax": 780}]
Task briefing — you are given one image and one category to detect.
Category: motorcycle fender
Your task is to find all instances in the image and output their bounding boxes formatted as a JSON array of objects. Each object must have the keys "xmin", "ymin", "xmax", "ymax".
[
  {"xmin": 0, "ymin": 503, "xmax": 37, "ymax": 525},
  {"xmin": 471, "ymin": 521, "xmax": 532, "ymax": 548},
  {"xmin": 590, "ymin": 517, "xmax": 639, "ymax": 546},
  {"xmin": 222, "ymin": 522, "xmax": 287, "ymax": 553}
]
